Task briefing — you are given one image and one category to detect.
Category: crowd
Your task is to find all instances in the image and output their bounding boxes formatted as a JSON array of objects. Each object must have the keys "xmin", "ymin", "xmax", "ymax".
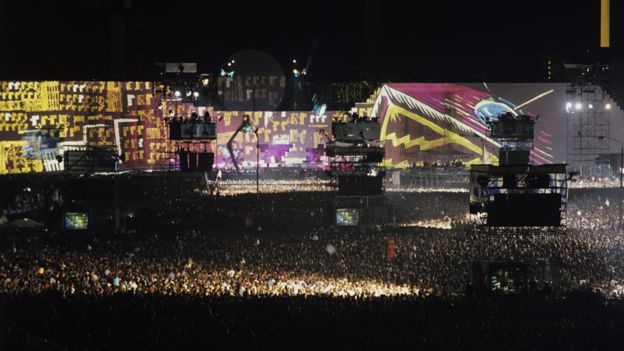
[
  {"xmin": 569, "ymin": 175, "xmax": 622, "ymax": 188},
  {"xmin": 2, "ymin": 175, "xmax": 624, "ymax": 348},
  {"xmin": 0, "ymin": 175, "xmax": 64, "ymax": 218},
  {"xmin": 2, "ymin": 181, "xmax": 624, "ymax": 299},
  {"xmin": 208, "ymin": 178, "xmax": 334, "ymax": 197}
]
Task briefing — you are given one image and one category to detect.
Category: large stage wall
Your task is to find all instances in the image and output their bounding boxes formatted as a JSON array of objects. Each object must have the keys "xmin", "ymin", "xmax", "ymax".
[
  {"xmin": 1, "ymin": 81, "xmax": 601, "ymax": 174},
  {"xmin": 0, "ymin": 81, "xmax": 338, "ymax": 174},
  {"xmin": 370, "ymin": 83, "xmax": 571, "ymax": 168},
  {"xmin": 0, "ymin": 81, "xmax": 162, "ymax": 174}
]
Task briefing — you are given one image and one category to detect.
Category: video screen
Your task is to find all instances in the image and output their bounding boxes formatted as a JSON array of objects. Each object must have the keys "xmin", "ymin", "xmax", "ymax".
[
  {"xmin": 336, "ymin": 208, "xmax": 360, "ymax": 226},
  {"xmin": 489, "ymin": 266, "xmax": 524, "ymax": 294},
  {"xmin": 65, "ymin": 212, "xmax": 89, "ymax": 230}
]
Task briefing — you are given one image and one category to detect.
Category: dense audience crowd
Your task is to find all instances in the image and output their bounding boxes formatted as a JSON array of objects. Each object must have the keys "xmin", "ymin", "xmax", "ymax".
[
  {"xmin": 2, "ymin": 178, "xmax": 624, "ymax": 299},
  {"xmin": 569, "ymin": 175, "xmax": 622, "ymax": 188},
  {"xmin": 2, "ymin": 174, "xmax": 624, "ymax": 349}
]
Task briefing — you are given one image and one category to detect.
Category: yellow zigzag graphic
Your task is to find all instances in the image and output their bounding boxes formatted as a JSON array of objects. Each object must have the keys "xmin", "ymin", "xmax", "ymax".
[
  {"xmin": 381, "ymin": 104, "xmax": 497, "ymax": 156},
  {"xmin": 379, "ymin": 104, "xmax": 498, "ymax": 167}
]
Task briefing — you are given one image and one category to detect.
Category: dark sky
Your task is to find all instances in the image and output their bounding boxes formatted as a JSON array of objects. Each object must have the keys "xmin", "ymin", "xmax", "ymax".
[{"xmin": 0, "ymin": 0, "xmax": 603, "ymax": 81}]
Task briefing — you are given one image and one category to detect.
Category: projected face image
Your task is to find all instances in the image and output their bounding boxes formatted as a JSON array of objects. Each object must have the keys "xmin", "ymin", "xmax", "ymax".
[
  {"xmin": 336, "ymin": 208, "xmax": 360, "ymax": 226},
  {"xmin": 65, "ymin": 212, "xmax": 89, "ymax": 230}
]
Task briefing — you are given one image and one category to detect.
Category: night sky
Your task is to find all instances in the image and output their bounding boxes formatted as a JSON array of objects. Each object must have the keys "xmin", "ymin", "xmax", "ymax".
[{"xmin": 0, "ymin": 0, "xmax": 604, "ymax": 81}]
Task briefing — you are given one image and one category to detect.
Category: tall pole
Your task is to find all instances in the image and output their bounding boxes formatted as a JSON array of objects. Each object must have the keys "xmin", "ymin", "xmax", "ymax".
[
  {"xmin": 253, "ymin": 85, "xmax": 259, "ymax": 200},
  {"xmin": 599, "ymin": 136, "xmax": 623, "ymax": 229},
  {"xmin": 618, "ymin": 143, "xmax": 624, "ymax": 230},
  {"xmin": 256, "ymin": 132, "xmax": 260, "ymax": 200}
]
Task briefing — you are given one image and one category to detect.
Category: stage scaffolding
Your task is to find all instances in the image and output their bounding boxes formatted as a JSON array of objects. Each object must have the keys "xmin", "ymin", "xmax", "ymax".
[{"xmin": 565, "ymin": 63, "xmax": 613, "ymax": 175}]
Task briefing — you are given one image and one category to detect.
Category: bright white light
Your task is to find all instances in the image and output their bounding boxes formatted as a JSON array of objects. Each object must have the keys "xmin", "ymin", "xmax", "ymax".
[
  {"xmin": 193, "ymin": 91, "xmax": 199, "ymax": 98},
  {"xmin": 319, "ymin": 104, "xmax": 327, "ymax": 115},
  {"xmin": 293, "ymin": 59, "xmax": 297, "ymax": 63},
  {"xmin": 575, "ymin": 102, "xmax": 583, "ymax": 110},
  {"xmin": 588, "ymin": 104, "xmax": 593, "ymax": 109},
  {"xmin": 186, "ymin": 91, "xmax": 192, "ymax": 97},
  {"xmin": 174, "ymin": 91, "xmax": 181, "ymax": 97},
  {"xmin": 566, "ymin": 102, "xmax": 572, "ymax": 109},
  {"xmin": 606, "ymin": 103, "xmax": 612, "ymax": 110},
  {"xmin": 202, "ymin": 78, "xmax": 209, "ymax": 86},
  {"xmin": 227, "ymin": 62, "xmax": 232, "ymax": 67}
]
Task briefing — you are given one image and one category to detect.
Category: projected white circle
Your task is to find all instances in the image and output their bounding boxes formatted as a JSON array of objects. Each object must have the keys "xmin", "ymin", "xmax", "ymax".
[{"xmin": 217, "ymin": 50, "xmax": 286, "ymax": 111}]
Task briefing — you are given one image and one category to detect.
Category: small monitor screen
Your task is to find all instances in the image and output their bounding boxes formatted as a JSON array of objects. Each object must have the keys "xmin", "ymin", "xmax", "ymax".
[
  {"xmin": 336, "ymin": 208, "xmax": 360, "ymax": 226},
  {"xmin": 65, "ymin": 212, "xmax": 89, "ymax": 230},
  {"xmin": 489, "ymin": 266, "xmax": 524, "ymax": 294}
]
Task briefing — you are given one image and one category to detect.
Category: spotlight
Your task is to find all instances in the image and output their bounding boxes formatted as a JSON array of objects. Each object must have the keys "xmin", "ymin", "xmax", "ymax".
[
  {"xmin": 193, "ymin": 91, "xmax": 199, "ymax": 98},
  {"xmin": 606, "ymin": 103, "xmax": 612, "ymax": 110},
  {"xmin": 174, "ymin": 90, "xmax": 181, "ymax": 97},
  {"xmin": 293, "ymin": 59, "xmax": 297, "ymax": 63},
  {"xmin": 319, "ymin": 103, "xmax": 327, "ymax": 115},
  {"xmin": 186, "ymin": 91, "xmax": 192, "ymax": 97},
  {"xmin": 227, "ymin": 62, "xmax": 232, "ymax": 67},
  {"xmin": 565, "ymin": 102, "xmax": 572, "ymax": 112},
  {"xmin": 575, "ymin": 102, "xmax": 582, "ymax": 111},
  {"xmin": 588, "ymin": 104, "xmax": 593, "ymax": 109}
]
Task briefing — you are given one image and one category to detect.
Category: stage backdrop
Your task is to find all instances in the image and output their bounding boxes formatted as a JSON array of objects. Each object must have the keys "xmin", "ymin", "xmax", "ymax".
[
  {"xmin": 2, "ymin": 81, "xmax": 620, "ymax": 174},
  {"xmin": 370, "ymin": 83, "xmax": 568, "ymax": 168},
  {"xmin": 0, "ymin": 81, "xmax": 162, "ymax": 174},
  {"xmin": 0, "ymin": 81, "xmax": 337, "ymax": 174}
]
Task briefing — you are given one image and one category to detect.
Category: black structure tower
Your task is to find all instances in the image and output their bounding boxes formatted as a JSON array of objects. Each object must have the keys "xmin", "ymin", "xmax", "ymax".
[
  {"xmin": 468, "ymin": 112, "xmax": 569, "ymax": 298},
  {"xmin": 325, "ymin": 114, "xmax": 385, "ymax": 229},
  {"xmin": 489, "ymin": 112, "xmax": 534, "ymax": 165},
  {"xmin": 167, "ymin": 111, "xmax": 216, "ymax": 172},
  {"xmin": 469, "ymin": 112, "xmax": 568, "ymax": 228}
]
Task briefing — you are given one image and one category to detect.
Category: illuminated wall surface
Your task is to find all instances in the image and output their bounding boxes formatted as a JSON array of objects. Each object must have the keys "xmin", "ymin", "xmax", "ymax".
[
  {"xmin": 0, "ymin": 81, "xmax": 608, "ymax": 174},
  {"xmin": 0, "ymin": 81, "xmax": 163, "ymax": 174},
  {"xmin": 213, "ymin": 110, "xmax": 333, "ymax": 169},
  {"xmin": 371, "ymin": 83, "xmax": 575, "ymax": 168},
  {"xmin": 0, "ymin": 81, "xmax": 334, "ymax": 174}
]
